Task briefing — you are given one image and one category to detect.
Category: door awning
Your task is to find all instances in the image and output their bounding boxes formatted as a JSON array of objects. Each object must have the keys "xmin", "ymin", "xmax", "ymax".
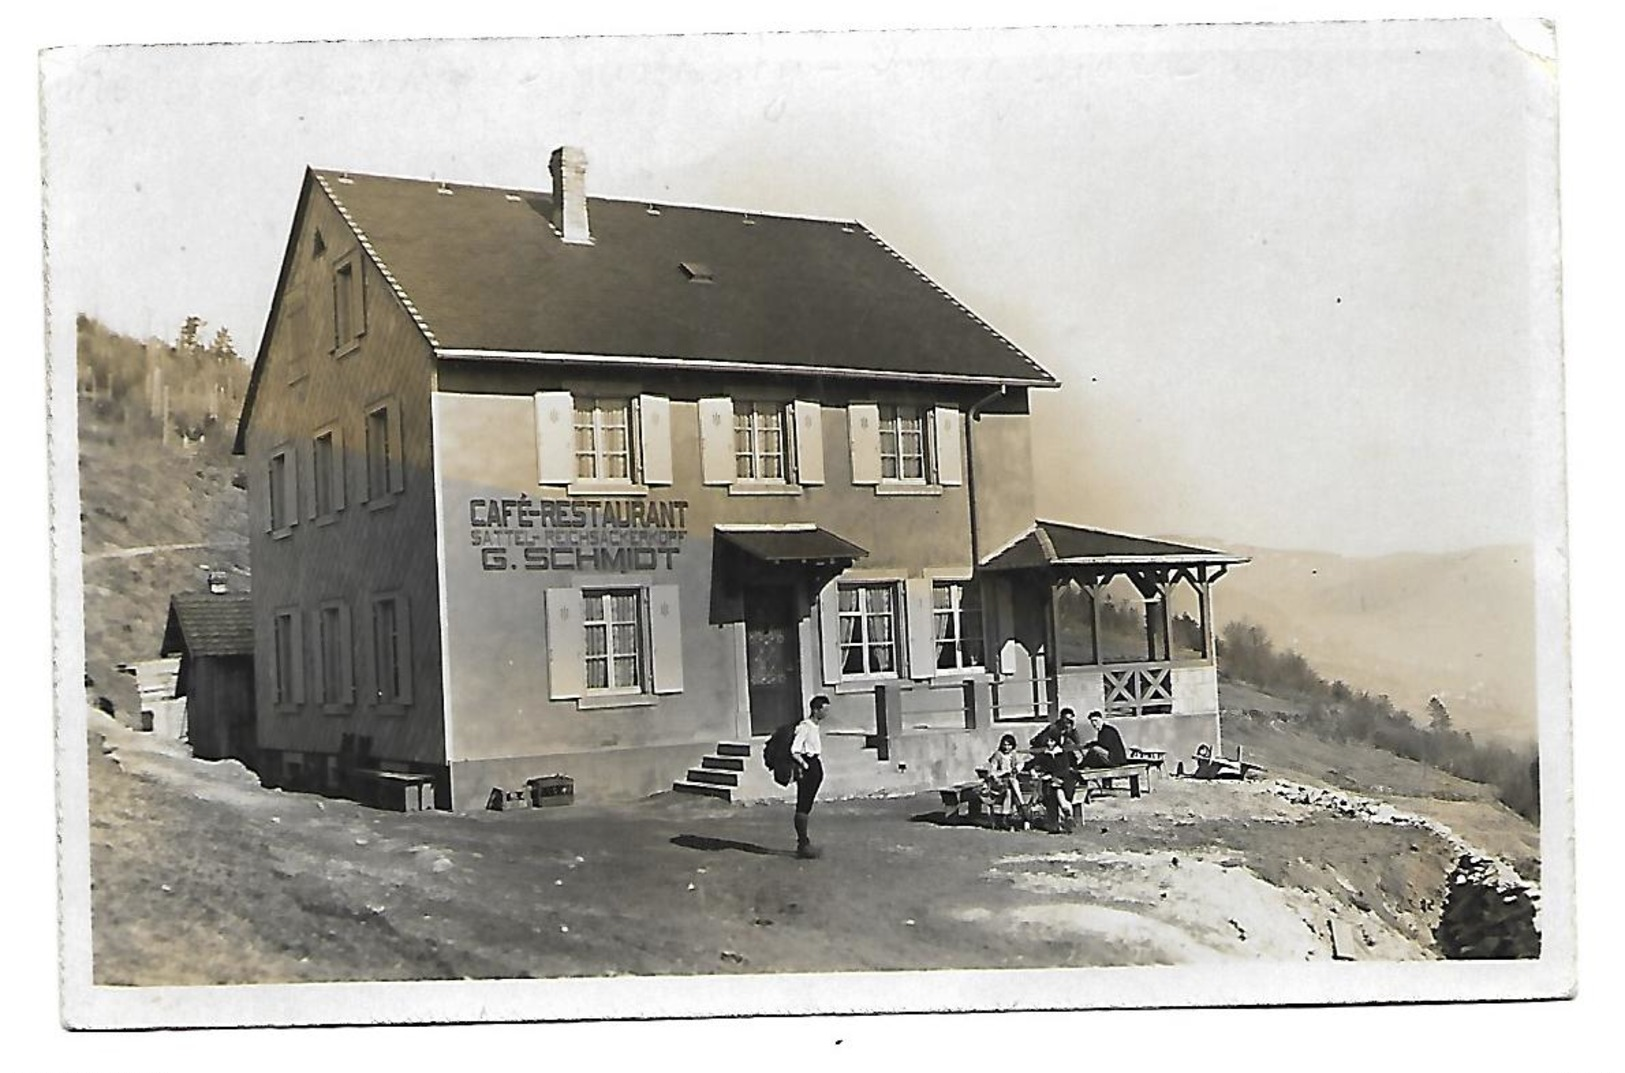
[{"xmin": 715, "ymin": 525, "xmax": 869, "ymax": 565}]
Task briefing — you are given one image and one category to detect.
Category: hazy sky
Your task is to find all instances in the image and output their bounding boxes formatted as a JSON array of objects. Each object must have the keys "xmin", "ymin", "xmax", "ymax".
[{"xmin": 41, "ymin": 20, "xmax": 1561, "ymax": 557}]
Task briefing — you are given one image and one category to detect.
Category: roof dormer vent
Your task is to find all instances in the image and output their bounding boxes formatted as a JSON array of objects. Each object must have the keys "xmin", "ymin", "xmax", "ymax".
[{"xmin": 679, "ymin": 261, "xmax": 714, "ymax": 284}]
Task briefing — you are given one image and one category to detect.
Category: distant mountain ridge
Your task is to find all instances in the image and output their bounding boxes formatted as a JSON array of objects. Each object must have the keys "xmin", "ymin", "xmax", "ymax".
[{"xmin": 1182, "ymin": 539, "xmax": 1539, "ymax": 742}]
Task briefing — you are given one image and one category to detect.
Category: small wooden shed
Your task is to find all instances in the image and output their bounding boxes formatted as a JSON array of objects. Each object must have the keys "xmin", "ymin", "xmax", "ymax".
[{"xmin": 160, "ymin": 592, "xmax": 256, "ymax": 765}]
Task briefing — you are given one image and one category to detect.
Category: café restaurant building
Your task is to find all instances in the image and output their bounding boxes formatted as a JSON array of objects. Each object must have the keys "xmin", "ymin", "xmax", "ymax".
[{"xmin": 235, "ymin": 147, "xmax": 1245, "ymax": 811}]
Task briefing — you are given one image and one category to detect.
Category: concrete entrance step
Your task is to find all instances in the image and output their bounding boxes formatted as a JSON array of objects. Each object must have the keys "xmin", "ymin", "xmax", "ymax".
[{"xmin": 672, "ymin": 779, "xmax": 732, "ymax": 800}]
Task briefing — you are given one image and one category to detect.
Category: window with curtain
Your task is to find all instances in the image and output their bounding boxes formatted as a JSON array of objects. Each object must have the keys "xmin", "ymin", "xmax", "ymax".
[
  {"xmin": 733, "ymin": 402, "xmax": 787, "ymax": 481},
  {"xmin": 932, "ymin": 581, "xmax": 985, "ymax": 670},
  {"xmin": 583, "ymin": 588, "xmax": 645, "ymax": 693},
  {"xmin": 573, "ymin": 397, "xmax": 634, "ymax": 482},
  {"xmin": 838, "ymin": 583, "xmax": 898, "ymax": 676},
  {"xmin": 878, "ymin": 404, "xmax": 928, "ymax": 482}
]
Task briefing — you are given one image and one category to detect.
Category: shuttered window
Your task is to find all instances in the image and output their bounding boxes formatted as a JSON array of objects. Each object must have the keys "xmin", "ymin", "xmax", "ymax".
[
  {"xmin": 879, "ymin": 404, "xmax": 928, "ymax": 482},
  {"xmin": 272, "ymin": 609, "xmax": 304, "ymax": 707},
  {"xmin": 267, "ymin": 446, "xmax": 298, "ymax": 534},
  {"xmin": 546, "ymin": 584, "xmax": 684, "ymax": 702},
  {"xmin": 363, "ymin": 401, "xmax": 406, "ymax": 502},
  {"xmin": 734, "ymin": 402, "xmax": 787, "ymax": 481},
  {"xmin": 370, "ymin": 594, "xmax": 412, "ymax": 706},
  {"xmin": 837, "ymin": 583, "xmax": 900, "ymax": 677},
  {"xmin": 574, "ymin": 397, "xmax": 633, "ymax": 481},
  {"xmin": 583, "ymin": 588, "xmax": 644, "ymax": 693}
]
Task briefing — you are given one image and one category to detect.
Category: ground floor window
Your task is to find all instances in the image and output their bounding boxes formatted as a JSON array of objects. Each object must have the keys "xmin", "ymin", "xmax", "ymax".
[
  {"xmin": 583, "ymin": 588, "xmax": 645, "ymax": 693},
  {"xmin": 272, "ymin": 609, "xmax": 302, "ymax": 706},
  {"xmin": 371, "ymin": 594, "xmax": 411, "ymax": 706},
  {"xmin": 933, "ymin": 581, "xmax": 985, "ymax": 671},
  {"xmin": 839, "ymin": 582, "xmax": 899, "ymax": 676}
]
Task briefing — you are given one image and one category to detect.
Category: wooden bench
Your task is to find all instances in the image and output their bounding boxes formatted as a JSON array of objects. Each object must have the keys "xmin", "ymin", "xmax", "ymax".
[{"xmin": 939, "ymin": 761, "xmax": 1154, "ymax": 822}]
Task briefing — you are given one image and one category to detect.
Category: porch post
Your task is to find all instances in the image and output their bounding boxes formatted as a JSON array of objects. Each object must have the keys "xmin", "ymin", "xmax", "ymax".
[
  {"xmin": 1198, "ymin": 573, "xmax": 1215, "ymax": 660},
  {"xmin": 874, "ymin": 681, "xmax": 904, "ymax": 761}
]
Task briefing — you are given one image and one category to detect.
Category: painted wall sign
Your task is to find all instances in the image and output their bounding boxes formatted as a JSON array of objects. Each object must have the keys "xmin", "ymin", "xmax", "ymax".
[{"xmin": 468, "ymin": 497, "xmax": 690, "ymax": 572}]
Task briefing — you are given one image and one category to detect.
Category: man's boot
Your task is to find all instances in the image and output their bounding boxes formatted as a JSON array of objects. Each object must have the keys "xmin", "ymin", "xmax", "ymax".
[{"xmin": 794, "ymin": 811, "xmax": 818, "ymax": 858}]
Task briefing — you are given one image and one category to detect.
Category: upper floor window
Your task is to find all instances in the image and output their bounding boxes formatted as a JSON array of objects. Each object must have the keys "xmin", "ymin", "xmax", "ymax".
[
  {"xmin": 332, "ymin": 250, "xmax": 365, "ymax": 354},
  {"xmin": 267, "ymin": 445, "xmax": 297, "ymax": 535},
  {"xmin": 838, "ymin": 583, "xmax": 899, "ymax": 677},
  {"xmin": 699, "ymin": 397, "xmax": 823, "ymax": 491},
  {"xmin": 312, "ymin": 426, "xmax": 345, "ymax": 520},
  {"xmin": 734, "ymin": 402, "xmax": 787, "ymax": 482},
  {"xmin": 879, "ymin": 404, "xmax": 928, "ymax": 482},
  {"xmin": 933, "ymin": 581, "xmax": 986, "ymax": 671},
  {"xmin": 847, "ymin": 403, "xmax": 962, "ymax": 490},
  {"xmin": 574, "ymin": 397, "xmax": 634, "ymax": 482},
  {"xmin": 535, "ymin": 391, "xmax": 672, "ymax": 491},
  {"xmin": 363, "ymin": 400, "xmax": 404, "ymax": 504}
]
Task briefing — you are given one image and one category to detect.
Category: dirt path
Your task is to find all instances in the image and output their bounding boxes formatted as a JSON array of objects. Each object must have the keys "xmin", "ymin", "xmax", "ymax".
[
  {"xmin": 84, "ymin": 540, "xmax": 247, "ymax": 562},
  {"xmin": 88, "ymin": 711, "xmax": 1471, "ymax": 986}
]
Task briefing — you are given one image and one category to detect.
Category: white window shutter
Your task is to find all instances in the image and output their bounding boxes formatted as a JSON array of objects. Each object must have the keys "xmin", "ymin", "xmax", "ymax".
[
  {"xmin": 387, "ymin": 407, "xmax": 406, "ymax": 495},
  {"xmin": 300, "ymin": 438, "xmax": 317, "ymax": 522},
  {"xmin": 282, "ymin": 448, "xmax": 300, "ymax": 529},
  {"xmin": 818, "ymin": 582, "xmax": 843, "ymax": 685},
  {"xmin": 339, "ymin": 602, "xmax": 355, "ymax": 703},
  {"xmin": 932, "ymin": 407, "xmax": 963, "ymax": 486},
  {"xmin": 649, "ymin": 584, "xmax": 684, "ymax": 694},
  {"xmin": 848, "ymin": 403, "xmax": 881, "ymax": 485},
  {"xmin": 638, "ymin": 393, "xmax": 673, "ymax": 486},
  {"xmin": 290, "ymin": 610, "xmax": 306, "ymax": 704},
  {"xmin": 534, "ymin": 391, "xmax": 575, "ymax": 486},
  {"xmin": 260, "ymin": 459, "xmax": 274, "ymax": 534},
  {"xmin": 332, "ymin": 425, "xmax": 348, "ymax": 512},
  {"xmin": 793, "ymin": 400, "xmax": 825, "ymax": 485},
  {"xmin": 395, "ymin": 596, "xmax": 413, "ymax": 704},
  {"xmin": 698, "ymin": 397, "xmax": 734, "ymax": 486},
  {"xmin": 544, "ymin": 587, "xmax": 586, "ymax": 699},
  {"xmin": 310, "ymin": 608, "xmax": 327, "ymax": 704},
  {"xmin": 905, "ymin": 577, "xmax": 936, "ymax": 680}
]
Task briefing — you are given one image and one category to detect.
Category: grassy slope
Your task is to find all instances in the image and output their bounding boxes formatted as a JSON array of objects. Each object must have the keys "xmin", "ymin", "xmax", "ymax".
[
  {"xmin": 77, "ymin": 395, "xmax": 249, "ymax": 719},
  {"xmin": 1219, "ymin": 681, "xmax": 1540, "ymax": 880}
]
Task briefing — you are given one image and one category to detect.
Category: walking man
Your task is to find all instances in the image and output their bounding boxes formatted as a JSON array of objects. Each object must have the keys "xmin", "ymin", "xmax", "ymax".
[{"xmin": 791, "ymin": 695, "xmax": 831, "ymax": 859}]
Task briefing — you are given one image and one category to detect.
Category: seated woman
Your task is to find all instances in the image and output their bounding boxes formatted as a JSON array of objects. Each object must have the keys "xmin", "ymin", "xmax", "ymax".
[
  {"xmin": 984, "ymin": 733, "xmax": 1027, "ymax": 830},
  {"xmin": 1027, "ymin": 709, "xmax": 1083, "ymax": 832}
]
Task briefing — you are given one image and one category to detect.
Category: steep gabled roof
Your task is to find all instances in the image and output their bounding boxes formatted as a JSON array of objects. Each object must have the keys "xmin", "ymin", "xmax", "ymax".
[
  {"xmin": 980, "ymin": 521, "xmax": 1249, "ymax": 571},
  {"xmin": 316, "ymin": 168, "xmax": 1058, "ymax": 386},
  {"xmin": 161, "ymin": 592, "xmax": 255, "ymax": 658}
]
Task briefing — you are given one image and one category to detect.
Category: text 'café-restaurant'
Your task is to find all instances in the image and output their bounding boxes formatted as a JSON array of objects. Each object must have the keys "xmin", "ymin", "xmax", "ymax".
[{"xmin": 236, "ymin": 147, "xmax": 1245, "ymax": 810}]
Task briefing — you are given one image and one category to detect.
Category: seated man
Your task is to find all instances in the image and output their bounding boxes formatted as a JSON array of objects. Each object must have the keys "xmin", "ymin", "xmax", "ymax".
[
  {"xmin": 1078, "ymin": 709, "xmax": 1129, "ymax": 768},
  {"xmin": 1028, "ymin": 708, "xmax": 1084, "ymax": 829}
]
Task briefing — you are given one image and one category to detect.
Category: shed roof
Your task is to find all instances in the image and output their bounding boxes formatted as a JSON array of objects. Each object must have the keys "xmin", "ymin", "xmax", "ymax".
[
  {"xmin": 160, "ymin": 592, "xmax": 255, "ymax": 658},
  {"xmin": 979, "ymin": 521, "xmax": 1249, "ymax": 571},
  {"xmin": 312, "ymin": 169, "xmax": 1058, "ymax": 387}
]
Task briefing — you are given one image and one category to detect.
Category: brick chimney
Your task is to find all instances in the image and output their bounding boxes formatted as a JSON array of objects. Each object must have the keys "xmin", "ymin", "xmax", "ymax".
[{"xmin": 549, "ymin": 145, "xmax": 592, "ymax": 245}]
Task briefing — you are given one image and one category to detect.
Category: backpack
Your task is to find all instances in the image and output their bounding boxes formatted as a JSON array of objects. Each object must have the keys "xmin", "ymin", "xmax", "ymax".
[{"xmin": 763, "ymin": 721, "xmax": 798, "ymax": 786}]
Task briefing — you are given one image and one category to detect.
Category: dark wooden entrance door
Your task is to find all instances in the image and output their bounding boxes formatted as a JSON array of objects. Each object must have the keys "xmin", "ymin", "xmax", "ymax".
[{"xmin": 744, "ymin": 584, "xmax": 803, "ymax": 736}]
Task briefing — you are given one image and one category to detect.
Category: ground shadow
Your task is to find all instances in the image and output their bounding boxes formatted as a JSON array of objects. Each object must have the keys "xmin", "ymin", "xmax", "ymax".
[{"xmin": 670, "ymin": 833, "xmax": 795, "ymax": 857}]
